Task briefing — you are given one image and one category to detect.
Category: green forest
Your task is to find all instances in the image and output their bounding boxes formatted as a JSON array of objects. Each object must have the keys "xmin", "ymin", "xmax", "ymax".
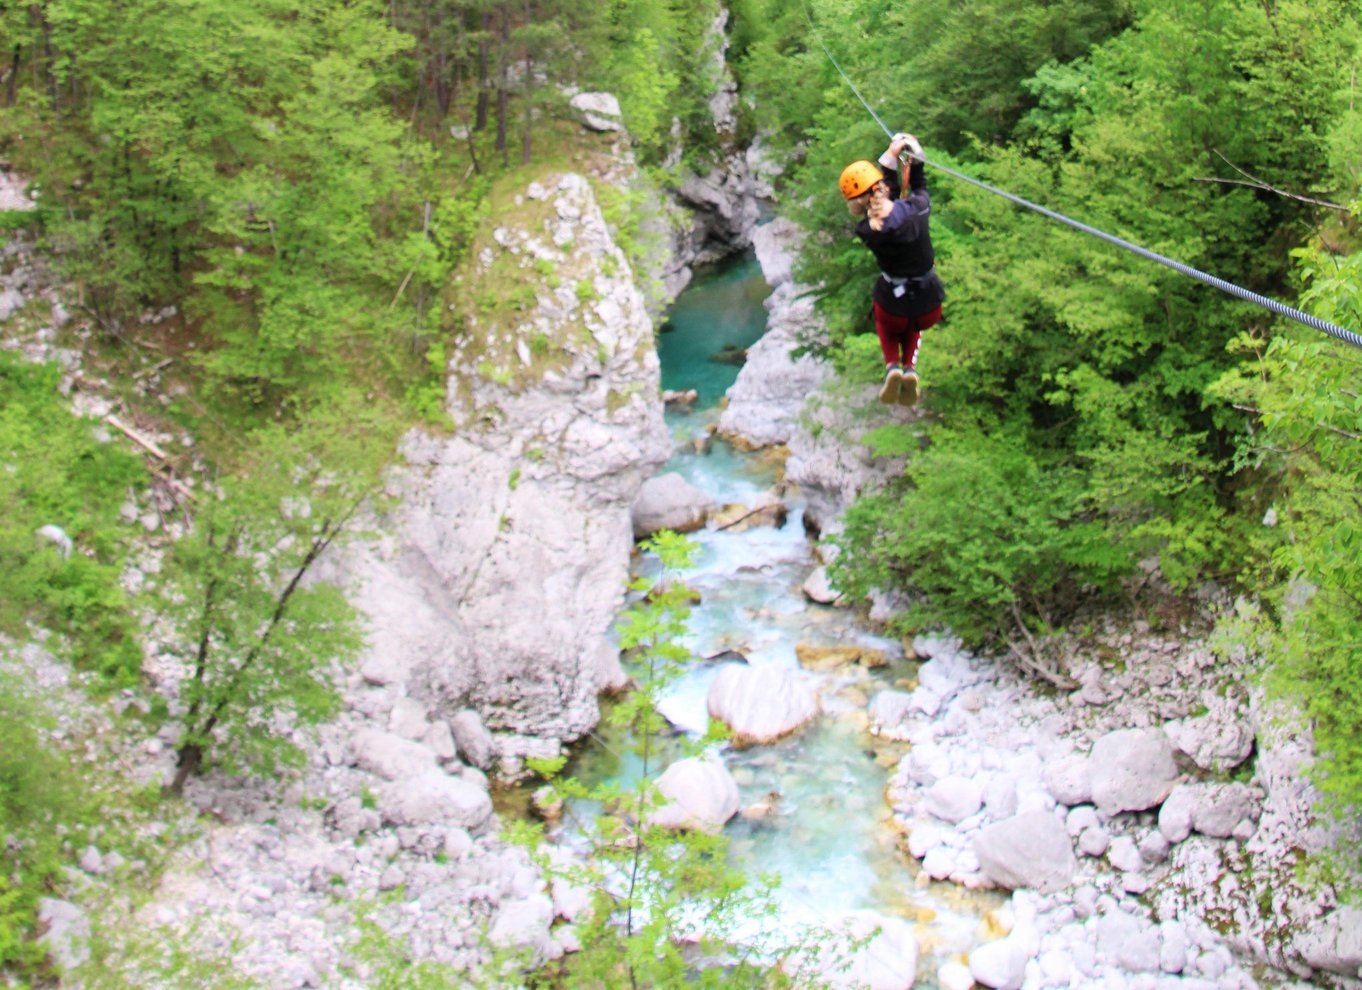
[{"xmin": 2, "ymin": 0, "xmax": 1361, "ymax": 983}]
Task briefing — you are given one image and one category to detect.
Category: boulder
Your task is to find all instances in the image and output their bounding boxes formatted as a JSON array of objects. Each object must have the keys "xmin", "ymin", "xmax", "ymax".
[
  {"xmin": 868, "ymin": 690, "xmax": 914, "ymax": 734},
  {"xmin": 450, "ymin": 709, "xmax": 495, "ymax": 770},
  {"xmin": 786, "ymin": 911, "xmax": 919, "ymax": 990},
  {"xmin": 379, "ymin": 769, "xmax": 492, "ymax": 830},
  {"xmin": 712, "ymin": 496, "xmax": 788, "ymax": 533},
  {"xmin": 662, "ymin": 388, "xmax": 699, "ymax": 411},
  {"xmin": 351, "ymin": 728, "xmax": 438, "ymax": 781},
  {"xmin": 1095, "ymin": 909, "xmax": 1161, "ymax": 973},
  {"xmin": 1042, "ymin": 753, "xmax": 1092, "ymax": 807},
  {"xmin": 37, "ymin": 899, "xmax": 90, "ymax": 971},
  {"xmin": 35, "ymin": 524, "xmax": 73, "ymax": 559},
  {"xmin": 973, "ymin": 811, "xmax": 1076, "ymax": 893},
  {"xmin": 801, "ymin": 566, "xmax": 844, "ymax": 605},
  {"xmin": 631, "ymin": 472, "xmax": 715, "ymax": 538},
  {"xmin": 1164, "ymin": 708, "xmax": 1255, "ymax": 772},
  {"xmin": 1088, "ymin": 728, "xmax": 1179, "ymax": 816},
  {"xmin": 1293, "ymin": 906, "xmax": 1362, "ymax": 975},
  {"xmin": 795, "ymin": 643, "xmax": 886, "ymax": 670},
  {"xmin": 569, "ymin": 92, "xmax": 623, "ymax": 132},
  {"xmin": 1158, "ymin": 786, "xmax": 1195, "ymax": 844},
  {"xmin": 387, "ymin": 696, "xmax": 429, "ymax": 740},
  {"xmin": 925, "ymin": 776, "xmax": 984, "ymax": 825},
  {"xmin": 1174, "ymin": 781, "xmax": 1261, "ymax": 839},
  {"xmin": 707, "ymin": 664, "xmax": 819, "ymax": 747},
  {"xmin": 488, "ymin": 893, "xmax": 557, "ymax": 964},
  {"xmin": 970, "ymin": 937, "xmax": 1031, "ymax": 990},
  {"xmin": 649, "ymin": 755, "xmax": 741, "ymax": 834}
]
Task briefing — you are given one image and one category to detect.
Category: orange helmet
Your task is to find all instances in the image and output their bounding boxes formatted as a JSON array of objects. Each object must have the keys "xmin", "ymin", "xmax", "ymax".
[{"xmin": 839, "ymin": 160, "xmax": 882, "ymax": 200}]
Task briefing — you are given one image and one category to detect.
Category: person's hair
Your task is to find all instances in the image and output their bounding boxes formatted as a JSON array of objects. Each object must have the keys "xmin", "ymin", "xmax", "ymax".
[{"xmin": 867, "ymin": 183, "xmax": 888, "ymax": 232}]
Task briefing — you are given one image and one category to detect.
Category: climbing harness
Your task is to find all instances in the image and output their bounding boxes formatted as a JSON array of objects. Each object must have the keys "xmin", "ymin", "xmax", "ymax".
[{"xmin": 802, "ymin": 3, "xmax": 1362, "ymax": 351}]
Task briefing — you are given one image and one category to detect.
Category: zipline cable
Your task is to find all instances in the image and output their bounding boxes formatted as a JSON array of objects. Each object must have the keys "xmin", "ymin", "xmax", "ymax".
[{"xmin": 800, "ymin": 2, "xmax": 1362, "ymax": 351}]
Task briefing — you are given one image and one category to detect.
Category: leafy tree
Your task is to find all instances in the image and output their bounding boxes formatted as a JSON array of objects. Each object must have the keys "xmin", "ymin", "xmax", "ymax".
[
  {"xmin": 1213, "ymin": 222, "xmax": 1362, "ymax": 865},
  {"xmin": 159, "ymin": 401, "xmax": 398, "ymax": 794},
  {"xmin": 2, "ymin": 0, "xmax": 456, "ymax": 410}
]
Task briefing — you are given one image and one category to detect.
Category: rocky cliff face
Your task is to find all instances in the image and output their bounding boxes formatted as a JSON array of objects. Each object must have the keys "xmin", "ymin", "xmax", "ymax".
[{"xmin": 338, "ymin": 172, "xmax": 670, "ymax": 773}]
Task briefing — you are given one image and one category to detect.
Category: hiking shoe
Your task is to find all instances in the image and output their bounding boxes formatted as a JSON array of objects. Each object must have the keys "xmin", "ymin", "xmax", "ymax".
[
  {"xmin": 897, "ymin": 366, "xmax": 920, "ymax": 407},
  {"xmin": 878, "ymin": 364, "xmax": 903, "ymax": 404}
]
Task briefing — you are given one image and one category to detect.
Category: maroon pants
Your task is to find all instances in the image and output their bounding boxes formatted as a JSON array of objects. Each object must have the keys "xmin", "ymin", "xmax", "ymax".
[{"xmin": 874, "ymin": 302, "xmax": 942, "ymax": 368}]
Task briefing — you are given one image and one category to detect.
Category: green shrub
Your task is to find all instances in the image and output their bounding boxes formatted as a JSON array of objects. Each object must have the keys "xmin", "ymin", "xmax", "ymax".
[
  {"xmin": 0, "ymin": 678, "xmax": 88, "ymax": 972},
  {"xmin": 0, "ymin": 353, "xmax": 144, "ymax": 684},
  {"xmin": 833, "ymin": 427, "xmax": 1132, "ymax": 643}
]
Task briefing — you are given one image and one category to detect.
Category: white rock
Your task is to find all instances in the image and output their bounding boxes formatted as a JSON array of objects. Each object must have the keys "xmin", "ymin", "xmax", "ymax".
[
  {"xmin": 926, "ymin": 776, "xmax": 985, "ymax": 824},
  {"xmin": 1096, "ymin": 910, "xmax": 1161, "ymax": 973},
  {"xmin": 649, "ymin": 754, "xmax": 740, "ymax": 834},
  {"xmin": 1066, "ymin": 805, "xmax": 1100, "ymax": 836},
  {"xmin": 938, "ymin": 960, "xmax": 975, "ymax": 990},
  {"xmin": 631, "ymin": 472, "xmax": 715, "ymax": 538},
  {"xmin": 1088, "ymin": 729, "xmax": 1179, "ymax": 816},
  {"xmin": 1158, "ymin": 786, "xmax": 1195, "ymax": 843},
  {"xmin": 424, "ymin": 720, "xmax": 457, "ymax": 762},
  {"xmin": 1159, "ymin": 921, "xmax": 1189, "ymax": 974},
  {"xmin": 37, "ymin": 899, "xmax": 90, "ymax": 971},
  {"xmin": 1292, "ymin": 906, "xmax": 1362, "ymax": 975},
  {"xmin": 973, "ymin": 812, "xmax": 1076, "ymax": 893},
  {"xmin": 387, "ymin": 696, "xmax": 429, "ymax": 740},
  {"xmin": 488, "ymin": 893, "xmax": 556, "ymax": 964},
  {"xmin": 1043, "ymin": 753, "xmax": 1092, "ymax": 807},
  {"xmin": 569, "ymin": 92, "xmax": 623, "ymax": 132},
  {"xmin": 970, "ymin": 937, "xmax": 1031, "ymax": 990},
  {"xmin": 983, "ymin": 774, "xmax": 1019, "ymax": 821},
  {"xmin": 0, "ymin": 288, "xmax": 25, "ymax": 321},
  {"xmin": 450, "ymin": 710, "xmax": 495, "ymax": 770},
  {"xmin": 1038, "ymin": 949, "xmax": 1075, "ymax": 983},
  {"xmin": 379, "ymin": 769, "xmax": 492, "ymax": 829},
  {"xmin": 1137, "ymin": 828, "xmax": 1171, "ymax": 864},
  {"xmin": 707, "ymin": 663, "xmax": 819, "ymax": 747},
  {"xmin": 869, "ymin": 690, "xmax": 915, "ymax": 734},
  {"xmin": 1164, "ymin": 708, "xmax": 1254, "ymax": 772},
  {"xmin": 78, "ymin": 846, "xmax": 103, "ymax": 875},
  {"xmin": 1182, "ymin": 782, "xmax": 1261, "ymax": 839},
  {"xmin": 1078, "ymin": 826, "xmax": 1111, "ymax": 858},
  {"xmin": 907, "ymin": 822, "xmax": 944, "ymax": 859},
  {"xmin": 802, "ymin": 565, "xmax": 843, "ymax": 605},
  {"xmin": 1106, "ymin": 836, "xmax": 1143, "ymax": 873},
  {"xmin": 922, "ymin": 846, "xmax": 956, "ymax": 880},
  {"xmin": 444, "ymin": 828, "xmax": 473, "ymax": 860},
  {"xmin": 35, "ymin": 524, "xmax": 74, "ymax": 559},
  {"xmin": 351, "ymin": 728, "xmax": 438, "ymax": 780},
  {"xmin": 789, "ymin": 910, "xmax": 919, "ymax": 990}
]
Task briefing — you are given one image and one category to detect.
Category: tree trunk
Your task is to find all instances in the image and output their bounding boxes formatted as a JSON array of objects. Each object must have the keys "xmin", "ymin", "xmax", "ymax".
[
  {"xmin": 474, "ymin": 10, "xmax": 491, "ymax": 131},
  {"xmin": 521, "ymin": 53, "xmax": 532, "ymax": 165},
  {"xmin": 168, "ymin": 742, "xmax": 203, "ymax": 796},
  {"xmin": 4, "ymin": 45, "xmax": 19, "ymax": 106},
  {"xmin": 495, "ymin": 7, "xmax": 509, "ymax": 163}
]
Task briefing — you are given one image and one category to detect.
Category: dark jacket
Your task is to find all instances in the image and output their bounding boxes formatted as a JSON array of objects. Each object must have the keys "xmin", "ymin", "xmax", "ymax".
[{"xmin": 854, "ymin": 159, "xmax": 944, "ymax": 317}]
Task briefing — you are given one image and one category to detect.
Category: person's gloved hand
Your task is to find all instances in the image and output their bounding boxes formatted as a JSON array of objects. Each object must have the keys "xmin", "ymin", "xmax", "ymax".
[{"xmin": 890, "ymin": 133, "xmax": 925, "ymax": 163}]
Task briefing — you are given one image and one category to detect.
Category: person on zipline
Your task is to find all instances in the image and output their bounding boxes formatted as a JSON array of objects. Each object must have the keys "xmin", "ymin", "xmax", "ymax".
[{"xmin": 840, "ymin": 132, "xmax": 944, "ymax": 406}]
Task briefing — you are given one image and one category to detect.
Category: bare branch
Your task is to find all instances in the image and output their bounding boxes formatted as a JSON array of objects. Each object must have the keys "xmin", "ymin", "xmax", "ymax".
[{"xmin": 1197, "ymin": 150, "xmax": 1349, "ymax": 211}]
